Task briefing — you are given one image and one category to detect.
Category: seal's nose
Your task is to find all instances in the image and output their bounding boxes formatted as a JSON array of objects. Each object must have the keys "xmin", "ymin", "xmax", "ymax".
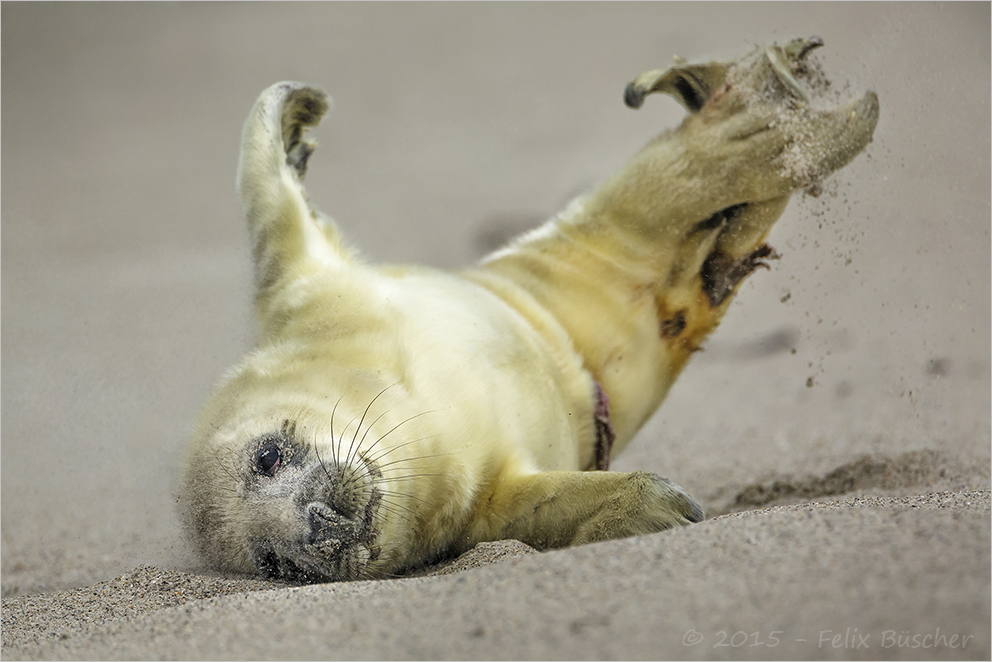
[{"xmin": 307, "ymin": 501, "xmax": 356, "ymax": 544}]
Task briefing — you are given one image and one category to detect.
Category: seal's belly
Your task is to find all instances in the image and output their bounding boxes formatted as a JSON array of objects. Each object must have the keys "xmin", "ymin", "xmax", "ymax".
[{"xmin": 378, "ymin": 271, "xmax": 594, "ymax": 473}]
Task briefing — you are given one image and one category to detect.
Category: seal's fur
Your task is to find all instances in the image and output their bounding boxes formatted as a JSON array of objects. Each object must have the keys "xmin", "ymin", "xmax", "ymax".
[{"xmin": 181, "ymin": 38, "xmax": 878, "ymax": 582}]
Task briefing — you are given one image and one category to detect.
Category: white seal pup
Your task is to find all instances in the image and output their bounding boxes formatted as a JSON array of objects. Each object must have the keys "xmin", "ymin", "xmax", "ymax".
[{"xmin": 181, "ymin": 37, "xmax": 878, "ymax": 582}]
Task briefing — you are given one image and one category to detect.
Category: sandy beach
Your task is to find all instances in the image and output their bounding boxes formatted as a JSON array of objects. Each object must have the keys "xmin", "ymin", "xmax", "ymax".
[{"xmin": 2, "ymin": 3, "xmax": 989, "ymax": 659}]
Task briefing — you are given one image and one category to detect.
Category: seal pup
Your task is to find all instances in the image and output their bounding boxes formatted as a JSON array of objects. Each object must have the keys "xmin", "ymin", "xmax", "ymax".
[{"xmin": 181, "ymin": 37, "xmax": 878, "ymax": 582}]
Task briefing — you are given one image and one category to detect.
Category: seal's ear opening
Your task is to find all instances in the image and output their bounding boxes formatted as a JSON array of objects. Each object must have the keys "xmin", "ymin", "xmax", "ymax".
[{"xmin": 624, "ymin": 62, "xmax": 729, "ymax": 113}]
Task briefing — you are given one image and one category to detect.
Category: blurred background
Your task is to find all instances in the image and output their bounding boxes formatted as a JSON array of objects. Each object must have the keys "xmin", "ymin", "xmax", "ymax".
[{"xmin": 3, "ymin": 3, "xmax": 988, "ymax": 596}]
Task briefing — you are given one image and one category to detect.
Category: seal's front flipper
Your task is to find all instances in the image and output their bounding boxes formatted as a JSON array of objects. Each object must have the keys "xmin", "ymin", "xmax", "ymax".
[
  {"xmin": 468, "ymin": 471, "xmax": 703, "ymax": 551},
  {"xmin": 279, "ymin": 87, "xmax": 328, "ymax": 179},
  {"xmin": 237, "ymin": 82, "xmax": 355, "ymax": 332}
]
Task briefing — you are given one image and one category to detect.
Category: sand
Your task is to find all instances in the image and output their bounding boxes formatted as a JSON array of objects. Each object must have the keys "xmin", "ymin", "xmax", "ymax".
[
  {"xmin": 4, "ymin": 496, "xmax": 989, "ymax": 660},
  {"xmin": 2, "ymin": 3, "xmax": 989, "ymax": 660}
]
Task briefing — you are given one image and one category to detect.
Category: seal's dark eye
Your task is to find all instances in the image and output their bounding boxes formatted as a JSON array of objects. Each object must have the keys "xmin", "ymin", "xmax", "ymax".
[{"xmin": 256, "ymin": 445, "xmax": 282, "ymax": 476}]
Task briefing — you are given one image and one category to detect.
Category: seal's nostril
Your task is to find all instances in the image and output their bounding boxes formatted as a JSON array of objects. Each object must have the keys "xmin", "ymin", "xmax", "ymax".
[
  {"xmin": 308, "ymin": 502, "xmax": 341, "ymax": 525},
  {"xmin": 307, "ymin": 502, "xmax": 360, "ymax": 549}
]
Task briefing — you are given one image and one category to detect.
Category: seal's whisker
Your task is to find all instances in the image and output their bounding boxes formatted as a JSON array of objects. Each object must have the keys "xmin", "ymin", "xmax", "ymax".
[
  {"xmin": 376, "ymin": 490, "xmax": 434, "ymax": 515},
  {"xmin": 374, "ymin": 452, "xmax": 451, "ymax": 473},
  {"xmin": 376, "ymin": 504, "xmax": 416, "ymax": 520},
  {"xmin": 338, "ymin": 448, "xmax": 446, "ymax": 495},
  {"xmin": 364, "ymin": 435, "xmax": 443, "ymax": 467},
  {"xmin": 328, "ymin": 395, "xmax": 345, "ymax": 469},
  {"xmin": 374, "ymin": 494, "xmax": 415, "ymax": 511},
  {"xmin": 358, "ymin": 410, "xmax": 438, "ymax": 459},
  {"xmin": 377, "ymin": 499, "xmax": 427, "ymax": 518},
  {"xmin": 376, "ymin": 487, "xmax": 436, "ymax": 512},
  {"xmin": 334, "ymin": 436, "xmax": 441, "ymax": 493},
  {"xmin": 344, "ymin": 386, "xmax": 395, "ymax": 468},
  {"xmin": 312, "ymin": 437, "xmax": 337, "ymax": 486},
  {"xmin": 351, "ymin": 382, "xmax": 401, "ymax": 453},
  {"xmin": 337, "ymin": 415, "xmax": 360, "ymax": 467},
  {"xmin": 376, "ymin": 473, "xmax": 444, "ymax": 482},
  {"xmin": 377, "ymin": 489, "xmax": 431, "ymax": 508},
  {"xmin": 374, "ymin": 501, "xmax": 419, "ymax": 519},
  {"xmin": 336, "ymin": 449, "xmax": 449, "ymax": 495},
  {"xmin": 376, "ymin": 500, "xmax": 418, "ymax": 518},
  {"xmin": 354, "ymin": 408, "xmax": 391, "ymax": 463}
]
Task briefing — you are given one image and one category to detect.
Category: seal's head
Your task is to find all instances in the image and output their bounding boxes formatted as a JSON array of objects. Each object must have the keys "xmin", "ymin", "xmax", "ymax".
[{"xmin": 180, "ymin": 364, "xmax": 392, "ymax": 583}]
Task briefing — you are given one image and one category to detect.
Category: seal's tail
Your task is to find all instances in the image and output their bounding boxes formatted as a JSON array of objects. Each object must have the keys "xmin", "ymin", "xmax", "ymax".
[{"xmin": 237, "ymin": 82, "xmax": 352, "ymax": 302}]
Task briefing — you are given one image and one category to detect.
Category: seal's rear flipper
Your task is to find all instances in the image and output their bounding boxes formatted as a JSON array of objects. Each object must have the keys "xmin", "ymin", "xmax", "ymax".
[{"xmin": 472, "ymin": 38, "xmax": 878, "ymax": 451}]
